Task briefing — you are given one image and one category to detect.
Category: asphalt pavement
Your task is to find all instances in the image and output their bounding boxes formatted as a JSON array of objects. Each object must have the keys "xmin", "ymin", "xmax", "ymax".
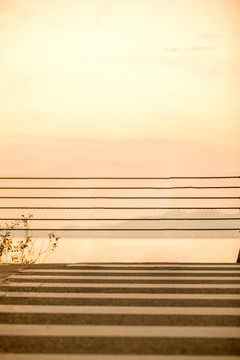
[{"xmin": 0, "ymin": 262, "xmax": 240, "ymax": 359}]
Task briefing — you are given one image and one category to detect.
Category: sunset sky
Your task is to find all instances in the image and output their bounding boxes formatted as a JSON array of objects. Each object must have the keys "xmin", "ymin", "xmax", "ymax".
[
  {"xmin": 0, "ymin": 0, "xmax": 239, "ymax": 262},
  {"xmin": 0, "ymin": 0, "xmax": 239, "ymax": 176}
]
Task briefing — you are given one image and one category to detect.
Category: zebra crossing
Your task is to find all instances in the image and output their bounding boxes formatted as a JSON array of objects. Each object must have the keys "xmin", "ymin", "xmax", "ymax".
[{"xmin": 0, "ymin": 263, "xmax": 240, "ymax": 359}]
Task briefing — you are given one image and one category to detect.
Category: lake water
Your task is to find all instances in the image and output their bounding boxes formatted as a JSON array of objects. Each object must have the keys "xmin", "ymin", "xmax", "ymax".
[{"xmin": 28, "ymin": 237, "xmax": 240, "ymax": 263}]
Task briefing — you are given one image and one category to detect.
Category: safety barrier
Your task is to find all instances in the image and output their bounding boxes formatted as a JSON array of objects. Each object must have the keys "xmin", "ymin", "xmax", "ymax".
[{"xmin": 0, "ymin": 176, "xmax": 239, "ymax": 234}]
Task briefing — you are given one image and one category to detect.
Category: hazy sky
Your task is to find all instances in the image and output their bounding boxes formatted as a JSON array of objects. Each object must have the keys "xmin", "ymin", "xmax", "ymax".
[{"xmin": 0, "ymin": 0, "xmax": 239, "ymax": 166}]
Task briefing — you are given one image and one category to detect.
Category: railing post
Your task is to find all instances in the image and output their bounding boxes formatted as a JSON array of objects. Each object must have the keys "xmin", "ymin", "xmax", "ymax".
[{"xmin": 236, "ymin": 249, "xmax": 240, "ymax": 263}]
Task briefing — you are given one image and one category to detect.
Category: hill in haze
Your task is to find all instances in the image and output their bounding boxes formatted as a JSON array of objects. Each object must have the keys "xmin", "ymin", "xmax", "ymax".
[{"xmin": 59, "ymin": 210, "xmax": 240, "ymax": 238}]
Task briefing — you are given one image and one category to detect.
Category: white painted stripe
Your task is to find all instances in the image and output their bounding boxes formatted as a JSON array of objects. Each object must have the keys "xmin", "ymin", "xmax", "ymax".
[
  {"xmin": 1, "ymin": 355, "xmax": 240, "ymax": 360},
  {"xmin": 6, "ymin": 282, "xmax": 240, "ymax": 288},
  {"xmin": 1, "ymin": 356, "xmax": 240, "ymax": 360},
  {"xmin": 68, "ymin": 263, "xmax": 240, "ymax": 268},
  {"xmin": 0, "ymin": 325, "xmax": 239, "ymax": 338},
  {"xmin": 11, "ymin": 275, "xmax": 240, "ymax": 280},
  {"xmin": 21, "ymin": 269, "xmax": 240, "ymax": 274},
  {"xmin": 1, "ymin": 291, "xmax": 240, "ymax": 299},
  {"xmin": 0, "ymin": 305, "xmax": 239, "ymax": 315}
]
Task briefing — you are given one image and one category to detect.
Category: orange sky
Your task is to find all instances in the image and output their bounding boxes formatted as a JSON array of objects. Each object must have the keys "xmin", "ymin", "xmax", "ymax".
[
  {"xmin": 0, "ymin": 0, "xmax": 239, "ymax": 176},
  {"xmin": 0, "ymin": 0, "xmax": 239, "ymax": 159}
]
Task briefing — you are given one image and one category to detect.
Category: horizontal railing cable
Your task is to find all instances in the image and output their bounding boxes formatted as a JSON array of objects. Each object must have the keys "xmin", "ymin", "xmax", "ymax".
[
  {"xmin": 0, "ymin": 176, "xmax": 239, "ymax": 179},
  {"xmin": 1, "ymin": 228, "xmax": 239, "ymax": 231},
  {"xmin": 1, "ymin": 176, "xmax": 239, "ymax": 234},
  {"xmin": 0, "ymin": 207, "xmax": 239, "ymax": 210},
  {"xmin": 0, "ymin": 186, "xmax": 239, "ymax": 189},
  {"xmin": 0, "ymin": 218, "xmax": 239, "ymax": 221},
  {"xmin": 1, "ymin": 196, "xmax": 239, "ymax": 199}
]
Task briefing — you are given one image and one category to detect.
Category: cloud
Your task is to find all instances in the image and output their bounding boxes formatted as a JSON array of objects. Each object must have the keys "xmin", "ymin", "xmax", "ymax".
[
  {"xmin": 200, "ymin": 33, "xmax": 222, "ymax": 39},
  {"xmin": 1, "ymin": 135, "xmax": 239, "ymax": 179},
  {"xmin": 95, "ymin": 19, "xmax": 117, "ymax": 31},
  {"xmin": 50, "ymin": 16, "xmax": 74, "ymax": 28},
  {"xmin": 165, "ymin": 46, "xmax": 213, "ymax": 52},
  {"xmin": 0, "ymin": 0, "xmax": 36, "ymax": 17},
  {"xmin": 2, "ymin": 76, "xmax": 31, "ymax": 98},
  {"xmin": 0, "ymin": 0, "xmax": 10, "ymax": 12}
]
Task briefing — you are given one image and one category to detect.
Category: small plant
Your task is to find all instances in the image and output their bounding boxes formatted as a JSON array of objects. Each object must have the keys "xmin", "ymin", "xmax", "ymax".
[{"xmin": 0, "ymin": 214, "xmax": 60, "ymax": 264}]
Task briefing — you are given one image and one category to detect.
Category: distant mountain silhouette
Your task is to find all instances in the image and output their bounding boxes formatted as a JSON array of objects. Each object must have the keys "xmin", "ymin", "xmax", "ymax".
[{"xmin": 59, "ymin": 210, "xmax": 240, "ymax": 238}]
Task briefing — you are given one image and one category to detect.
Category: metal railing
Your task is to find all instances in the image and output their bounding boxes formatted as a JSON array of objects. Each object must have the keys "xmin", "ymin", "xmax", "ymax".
[{"xmin": 0, "ymin": 176, "xmax": 239, "ymax": 234}]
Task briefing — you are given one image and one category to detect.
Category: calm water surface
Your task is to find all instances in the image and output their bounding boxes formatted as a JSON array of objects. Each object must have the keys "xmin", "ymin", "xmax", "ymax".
[{"xmin": 26, "ymin": 237, "xmax": 240, "ymax": 263}]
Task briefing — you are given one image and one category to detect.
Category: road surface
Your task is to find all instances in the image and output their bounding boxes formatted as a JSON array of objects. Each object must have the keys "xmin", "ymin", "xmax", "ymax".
[{"xmin": 0, "ymin": 262, "xmax": 240, "ymax": 359}]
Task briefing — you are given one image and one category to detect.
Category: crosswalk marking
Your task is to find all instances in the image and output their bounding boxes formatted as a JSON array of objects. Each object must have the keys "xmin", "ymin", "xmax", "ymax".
[
  {"xmin": 0, "ymin": 324, "xmax": 239, "ymax": 338},
  {"xmin": 1, "ymin": 262, "xmax": 240, "ymax": 357},
  {"xmin": 2, "ymin": 355, "xmax": 240, "ymax": 360},
  {"xmin": 1, "ymin": 305, "xmax": 239, "ymax": 315},
  {"xmin": 1, "ymin": 291, "xmax": 239, "ymax": 299},
  {"xmin": 11, "ymin": 275, "xmax": 240, "ymax": 280},
  {"xmin": 6, "ymin": 281, "xmax": 240, "ymax": 288},
  {"xmin": 67, "ymin": 263, "xmax": 240, "ymax": 268},
  {"xmin": 20, "ymin": 269, "xmax": 240, "ymax": 273}
]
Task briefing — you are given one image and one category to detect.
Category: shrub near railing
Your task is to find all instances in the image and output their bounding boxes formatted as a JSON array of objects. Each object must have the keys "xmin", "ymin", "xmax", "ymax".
[{"xmin": 0, "ymin": 214, "xmax": 59, "ymax": 264}]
